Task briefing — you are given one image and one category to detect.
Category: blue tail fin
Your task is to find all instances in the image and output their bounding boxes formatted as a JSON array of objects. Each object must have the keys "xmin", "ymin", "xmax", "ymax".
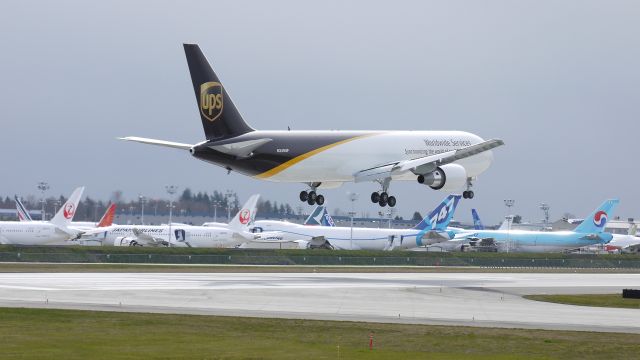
[
  {"xmin": 573, "ymin": 199, "xmax": 619, "ymax": 234},
  {"xmin": 303, "ymin": 206, "xmax": 335, "ymax": 227},
  {"xmin": 471, "ymin": 209, "xmax": 484, "ymax": 230},
  {"xmin": 414, "ymin": 195, "xmax": 462, "ymax": 231}
]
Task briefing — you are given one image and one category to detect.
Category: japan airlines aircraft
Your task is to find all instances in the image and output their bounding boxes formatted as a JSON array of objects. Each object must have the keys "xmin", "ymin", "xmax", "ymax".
[
  {"xmin": 440, "ymin": 199, "xmax": 619, "ymax": 253},
  {"xmin": 0, "ymin": 187, "xmax": 84, "ymax": 245},
  {"xmin": 15, "ymin": 196, "xmax": 116, "ymax": 230},
  {"xmin": 605, "ymin": 224, "xmax": 640, "ymax": 252},
  {"xmin": 251, "ymin": 195, "xmax": 462, "ymax": 250},
  {"xmin": 121, "ymin": 44, "xmax": 504, "ymax": 208},
  {"xmin": 85, "ymin": 195, "xmax": 260, "ymax": 247}
]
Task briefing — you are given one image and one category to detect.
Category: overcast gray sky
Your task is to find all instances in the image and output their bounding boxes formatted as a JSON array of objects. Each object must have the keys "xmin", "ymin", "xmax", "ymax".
[{"xmin": 1, "ymin": 0, "xmax": 638, "ymax": 224}]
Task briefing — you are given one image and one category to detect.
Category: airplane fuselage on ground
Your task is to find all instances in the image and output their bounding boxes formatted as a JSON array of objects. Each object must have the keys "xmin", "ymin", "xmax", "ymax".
[{"xmin": 0, "ymin": 222, "xmax": 68, "ymax": 245}]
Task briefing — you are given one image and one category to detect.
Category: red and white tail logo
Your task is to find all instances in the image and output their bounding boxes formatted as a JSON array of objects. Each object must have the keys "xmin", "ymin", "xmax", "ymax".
[
  {"xmin": 239, "ymin": 209, "xmax": 251, "ymax": 224},
  {"xmin": 63, "ymin": 203, "xmax": 76, "ymax": 219}
]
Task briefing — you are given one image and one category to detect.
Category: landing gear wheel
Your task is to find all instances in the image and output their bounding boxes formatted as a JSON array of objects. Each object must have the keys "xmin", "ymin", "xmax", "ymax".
[
  {"xmin": 467, "ymin": 191, "xmax": 474, "ymax": 199},
  {"xmin": 379, "ymin": 198, "xmax": 387, "ymax": 207},
  {"xmin": 307, "ymin": 197, "xmax": 316, "ymax": 205},
  {"xmin": 379, "ymin": 192, "xmax": 389, "ymax": 203},
  {"xmin": 387, "ymin": 196, "xmax": 396, "ymax": 207},
  {"xmin": 299, "ymin": 191, "xmax": 308, "ymax": 202},
  {"xmin": 463, "ymin": 191, "xmax": 468, "ymax": 199},
  {"xmin": 308, "ymin": 191, "xmax": 317, "ymax": 201},
  {"xmin": 315, "ymin": 195, "xmax": 325, "ymax": 205},
  {"xmin": 371, "ymin": 192, "xmax": 380, "ymax": 203}
]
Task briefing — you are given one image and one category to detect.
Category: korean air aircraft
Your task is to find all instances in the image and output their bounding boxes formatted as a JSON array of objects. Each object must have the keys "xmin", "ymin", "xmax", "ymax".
[
  {"xmin": 121, "ymin": 44, "xmax": 504, "ymax": 208},
  {"xmin": 251, "ymin": 194, "xmax": 462, "ymax": 250},
  {"xmin": 440, "ymin": 199, "xmax": 619, "ymax": 252},
  {"xmin": 84, "ymin": 195, "xmax": 260, "ymax": 247},
  {"xmin": 0, "ymin": 187, "xmax": 85, "ymax": 245}
]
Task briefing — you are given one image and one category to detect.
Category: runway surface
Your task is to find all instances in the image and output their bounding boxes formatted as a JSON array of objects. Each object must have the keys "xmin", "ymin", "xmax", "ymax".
[{"xmin": 0, "ymin": 272, "xmax": 639, "ymax": 333}]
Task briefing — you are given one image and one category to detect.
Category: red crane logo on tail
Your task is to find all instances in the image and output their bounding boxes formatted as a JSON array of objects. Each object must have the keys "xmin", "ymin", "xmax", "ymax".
[
  {"xmin": 63, "ymin": 203, "xmax": 76, "ymax": 219},
  {"xmin": 239, "ymin": 209, "xmax": 251, "ymax": 224}
]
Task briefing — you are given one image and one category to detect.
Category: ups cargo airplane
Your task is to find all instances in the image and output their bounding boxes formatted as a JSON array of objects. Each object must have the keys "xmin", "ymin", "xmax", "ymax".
[{"xmin": 122, "ymin": 44, "xmax": 504, "ymax": 207}]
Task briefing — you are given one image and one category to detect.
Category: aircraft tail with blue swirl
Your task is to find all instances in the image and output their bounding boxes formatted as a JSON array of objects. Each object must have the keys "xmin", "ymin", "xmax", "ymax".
[
  {"xmin": 414, "ymin": 195, "xmax": 462, "ymax": 231},
  {"xmin": 573, "ymin": 199, "xmax": 619, "ymax": 234}
]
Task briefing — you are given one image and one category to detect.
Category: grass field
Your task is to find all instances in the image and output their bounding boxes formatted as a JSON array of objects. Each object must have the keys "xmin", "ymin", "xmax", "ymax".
[
  {"xmin": 1, "ymin": 262, "xmax": 640, "ymax": 273},
  {"xmin": 0, "ymin": 308, "xmax": 639, "ymax": 359},
  {"xmin": 525, "ymin": 294, "xmax": 640, "ymax": 309}
]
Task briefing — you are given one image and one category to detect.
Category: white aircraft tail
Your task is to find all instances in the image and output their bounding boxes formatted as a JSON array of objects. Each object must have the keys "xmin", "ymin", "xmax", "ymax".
[
  {"xmin": 228, "ymin": 194, "xmax": 260, "ymax": 232},
  {"xmin": 49, "ymin": 187, "xmax": 85, "ymax": 228}
]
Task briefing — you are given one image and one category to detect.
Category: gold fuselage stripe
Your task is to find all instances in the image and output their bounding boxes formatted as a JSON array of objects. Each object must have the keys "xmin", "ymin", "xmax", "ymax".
[{"xmin": 255, "ymin": 134, "xmax": 378, "ymax": 179}]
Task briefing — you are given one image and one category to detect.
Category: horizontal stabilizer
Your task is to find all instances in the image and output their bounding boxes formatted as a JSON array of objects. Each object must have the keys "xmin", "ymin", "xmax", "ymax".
[
  {"xmin": 119, "ymin": 137, "xmax": 193, "ymax": 150},
  {"xmin": 209, "ymin": 138, "xmax": 272, "ymax": 158}
]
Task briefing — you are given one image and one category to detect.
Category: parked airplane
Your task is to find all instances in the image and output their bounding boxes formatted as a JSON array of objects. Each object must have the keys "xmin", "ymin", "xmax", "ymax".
[
  {"xmin": 605, "ymin": 224, "xmax": 640, "ymax": 252},
  {"xmin": 0, "ymin": 187, "xmax": 85, "ymax": 245},
  {"xmin": 439, "ymin": 199, "xmax": 619, "ymax": 253},
  {"xmin": 85, "ymin": 195, "xmax": 260, "ymax": 247},
  {"xmin": 15, "ymin": 196, "xmax": 116, "ymax": 230},
  {"xmin": 251, "ymin": 195, "xmax": 462, "ymax": 250},
  {"xmin": 121, "ymin": 44, "xmax": 504, "ymax": 208}
]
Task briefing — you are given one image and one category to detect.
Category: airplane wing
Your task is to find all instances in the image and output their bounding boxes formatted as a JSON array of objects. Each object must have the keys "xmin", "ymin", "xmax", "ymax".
[
  {"xmin": 131, "ymin": 228, "xmax": 169, "ymax": 246},
  {"xmin": 354, "ymin": 139, "xmax": 504, "ymax": 182}
]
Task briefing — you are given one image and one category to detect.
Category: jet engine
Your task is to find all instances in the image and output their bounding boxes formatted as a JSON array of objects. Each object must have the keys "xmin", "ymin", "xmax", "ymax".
[
  {"xmin": 417, "ymin": 164, "xmax": 467, "ymax": 191},
  {"xmin": 112, "ymin": 237, "xmax": 142, "ymax": 247}
]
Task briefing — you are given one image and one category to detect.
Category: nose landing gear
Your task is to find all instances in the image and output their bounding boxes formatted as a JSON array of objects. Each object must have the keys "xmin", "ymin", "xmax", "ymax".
[{"xmin": 462, "ymin": 178, "xmax": 475, "ymax": 199}]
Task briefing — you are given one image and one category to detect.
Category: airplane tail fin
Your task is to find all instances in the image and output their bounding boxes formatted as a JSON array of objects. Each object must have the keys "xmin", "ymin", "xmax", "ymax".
[
  {"xmin": 228, "ymin": 194, "xmax": 260, "ymax": 231},
  {"xmin": 573, "ymin": 199, "xmax": 619, "ymax": 234},
  {"xmin": 471, "ymin": 209, "xmax": 484, "ymax": 230},
  {"xmin": 49, "ymin": 187, "xmax": 85, "ymax": 228},
  {"xmin": 97, "ymin": 203, "xmax": 116, "ymax": 228},
  {"xmin": 303, "ymin": 206, "xmax": 336, "ymax": 227},
  {"xmin": 414, "ymin": 195, "xmax": 462, "ymax": 231},
  {"xmin": 15, "ymin": 195, "xmax": 33, "ymax": 222},
  {"xmin": 183, "ymin": 44, "xmax": 255, "ymax": 140}
]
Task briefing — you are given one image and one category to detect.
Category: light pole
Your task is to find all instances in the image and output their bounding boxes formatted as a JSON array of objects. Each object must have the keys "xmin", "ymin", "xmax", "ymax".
[
  {"xmin": 53, "ymin": 200, "xmax": 61, "ymax": 217},
  {"xmin": 37, "ymin": 181, "xmax": 49, "ymax": 221},
  {"xmin": 165, "ymin": 185, "xmax": 178, "ymax": 247},
  {"xmin": 225, "ymin": 190, "xmax": 233, "ymax": 221},
  {"xmin": 139, "ymin": 195, "xmax": 146, "ymax": 225},
  {"xmin": 387, "ymin": 208, "xmax": 395, "ymax": 229},
  {"xmin": 212, "ymin": 200, "xmax": 221, "ymax": 223},
  {"xmin": 504, "ymin": 199, "xmax": 515, "ymax": 252},
  {"xmin": 348, "ymin": 192, "xmax": 359, "ymax": 250},
  {"xmin": 539, "ymin": 203, "xmax": 550, "ymax": 229}
]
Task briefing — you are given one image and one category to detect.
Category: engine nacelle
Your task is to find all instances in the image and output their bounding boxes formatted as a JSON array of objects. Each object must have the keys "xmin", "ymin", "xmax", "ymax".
[
  {"xmin": 417, "ymin": 164, "xmax": 467, "ymax": 191},
  {"xmin": 113, "ymin": 237, "xmax": 142, "ymax": 247}
]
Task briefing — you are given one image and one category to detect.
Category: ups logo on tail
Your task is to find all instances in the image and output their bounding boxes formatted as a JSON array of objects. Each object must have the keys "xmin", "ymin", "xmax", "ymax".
[{"xmin": 200, "ymin": 82, "xmax": 224, "ymax": 122}]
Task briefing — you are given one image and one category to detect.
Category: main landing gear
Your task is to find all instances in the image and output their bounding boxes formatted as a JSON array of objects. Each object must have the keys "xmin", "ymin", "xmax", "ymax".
[
  {"xmin": 371, "ymin": 178, "xmax": 396, "ymax": 207},
  {"xmin": 462, "ymin": 178, "xmax": 474, "ymax": 199},
  {"xmin": 299, "ymin": 182, "xmax": 325, "ymax": 206}
]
